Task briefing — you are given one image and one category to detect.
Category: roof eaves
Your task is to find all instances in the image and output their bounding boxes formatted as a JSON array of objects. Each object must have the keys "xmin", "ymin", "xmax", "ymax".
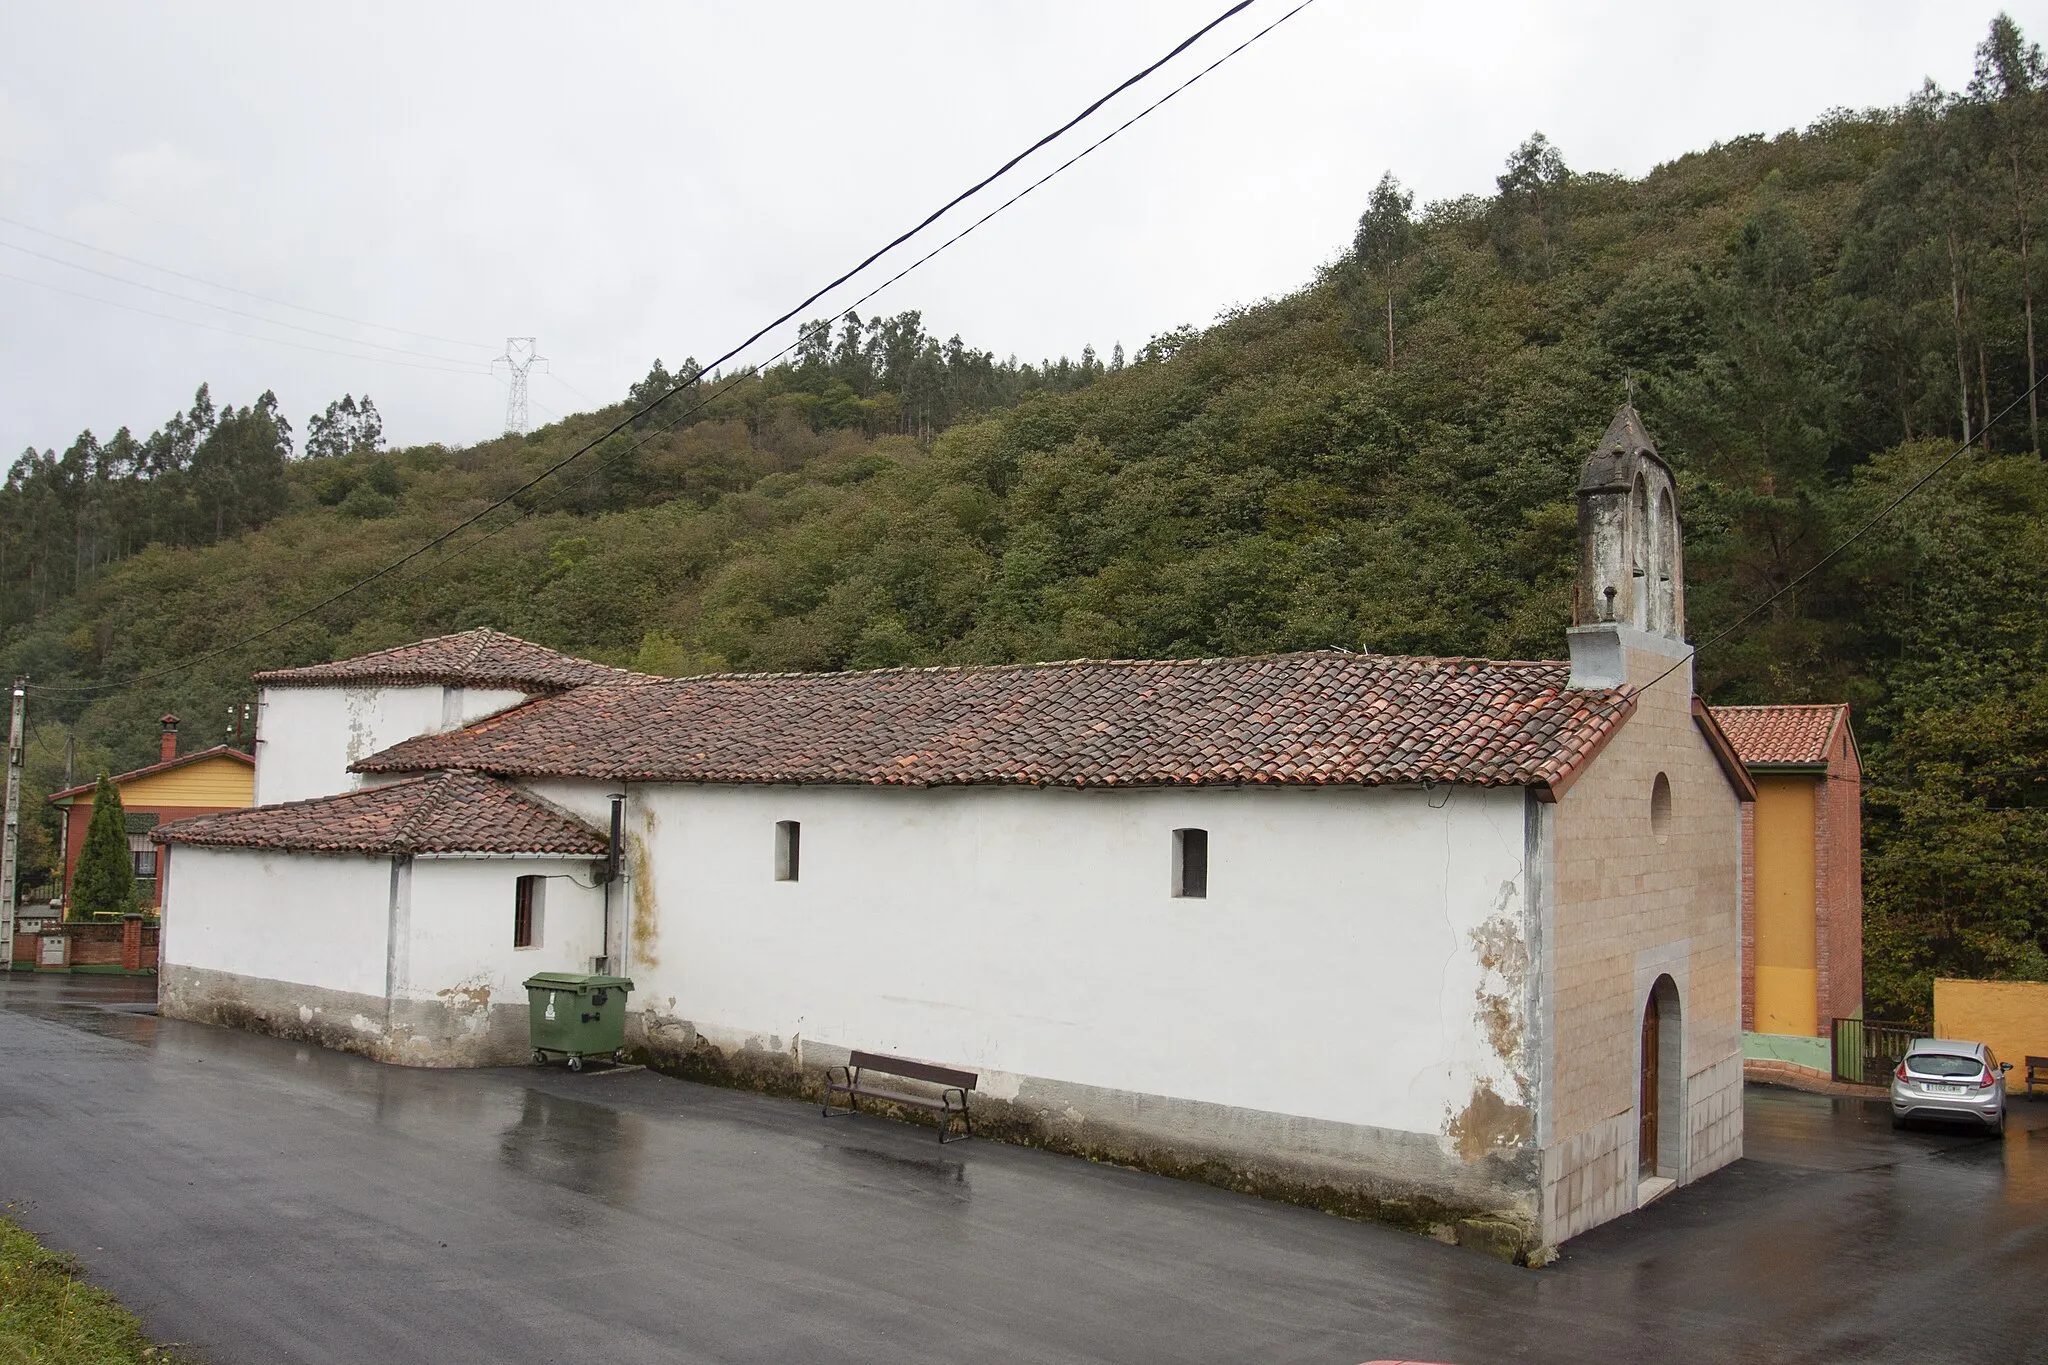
[
  {"xmin": 1692, "ymin": 697, "xmax": 1759, "ymax": 803},
  {"xmin": 1528, "ymin": 689, "xmax": 1637, "ymax": 803}
]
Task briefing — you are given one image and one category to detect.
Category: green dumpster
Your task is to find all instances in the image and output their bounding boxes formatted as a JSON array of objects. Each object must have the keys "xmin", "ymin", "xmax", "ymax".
[{"xmin": 523, "ymin": 972, "xmax": 634, "ymax": 1071}]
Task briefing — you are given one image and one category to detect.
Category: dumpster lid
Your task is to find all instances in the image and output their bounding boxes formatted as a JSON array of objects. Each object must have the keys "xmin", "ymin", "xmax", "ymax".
[{"xmin": 522, "ymin": 972, "xmax": 634, "ymax": 992}]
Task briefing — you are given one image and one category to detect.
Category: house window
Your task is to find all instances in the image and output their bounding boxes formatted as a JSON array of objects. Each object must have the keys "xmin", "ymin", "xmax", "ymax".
[
  {"xmin": 1172, "ymin": 828, "xmax": 1208, "ymax": 899},
  {"xmin": 514, "ymin": 875, "xmax": 544, "ymax": 949},
  {"xmin": 1650, "ymin": 772, "xmax": 1672, "ymax": 841},
  {"xmin": 129, "ymin": 835, "xmax": 158, "ymax": 882},
  {"xmin": 775, "ymin": 821, "xmax": 801, "ymax": 882}
]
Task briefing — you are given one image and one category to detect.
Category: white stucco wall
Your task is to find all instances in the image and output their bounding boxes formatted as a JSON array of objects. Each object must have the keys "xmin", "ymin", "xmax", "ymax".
[
  {"xmin": 160, "ymin": 845, "xmax": 393, "ymax": 997},
  {"xmin": 621, "ymin": 782, "xmax": 1530, "ymax": 1138},
  {"xmin": 253, "ymin": 684, "xmax": 530, "ymax": 806},
  {"xmin": 403, "ymin": 857, "xmax": 608, "ymax": 1006},
  {"xmin": 520, "ymin": 779, "xmax": 620, "ymax": 828}
]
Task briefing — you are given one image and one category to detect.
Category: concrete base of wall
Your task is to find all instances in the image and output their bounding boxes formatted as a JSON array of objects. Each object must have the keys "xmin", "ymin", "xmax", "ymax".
[
  {"xmin": 629, "ymin": 1014, "xmax": 1545, "ymax": 1263},
  {"xmin": 1539, "ymin": 1108, "xmax": 1635, "ymax": 1246},
  {"xmin": 1742, "ymin": 1030, "xmax": 1832, "ymax": 1074},
  {"xmin": 1539, "ymin": 1048, "xmax": 1743, "ymax": 1248},
  {"xmin": 160, "ymin": 965, "xmax": 532, "ymax": 1067},
  {"xmin": 1687, "ymin": 1051, "xmax": 1744, "ymax": 1181}
]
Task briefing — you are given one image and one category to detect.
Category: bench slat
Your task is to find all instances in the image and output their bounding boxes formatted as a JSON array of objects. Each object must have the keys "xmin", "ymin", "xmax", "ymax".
[
  {"xmin": 846, "ymin": 1050, "xmax": 977, "ymax": 1091},
  {"xmin": 830, "ymin": 1083, "xmax": 957, "ymax": 1111}
]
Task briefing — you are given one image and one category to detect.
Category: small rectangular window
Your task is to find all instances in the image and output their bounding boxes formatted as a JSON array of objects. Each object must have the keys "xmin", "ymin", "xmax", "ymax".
[
  {"xmin": 775, "ymin": 820, "xmax": 801, "ymax": 882},
  {"xmin": 1173, "ymin": 828, "xmax": 1208, "ymax": 899},
  {"xmin": 514, "ymin": 874, "xmax": 544, "ymax": 949},
  {"xmin": 129, "ymin": 833, "xmax": 158, "ymax": 880}
]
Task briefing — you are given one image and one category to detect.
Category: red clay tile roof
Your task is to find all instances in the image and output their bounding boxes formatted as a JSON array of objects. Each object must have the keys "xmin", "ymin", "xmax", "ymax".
[
  {"xmin": 152, "ymin": 770, "xmax": 607, "ymax": 856},
  {"xmin": 1709, "ymin": 704, "xmax": 1848, "ymax": 768},
  {"xmin": 251, "ymin": 628, "xmax": 637, "ymax": 692},
  {"xmin": 48, "ymin": 745, "xmax": 253, "ymax": 805},
  {"xmin": 353, "ymin": 652, "xmax": 1636, "ymax": 792}
]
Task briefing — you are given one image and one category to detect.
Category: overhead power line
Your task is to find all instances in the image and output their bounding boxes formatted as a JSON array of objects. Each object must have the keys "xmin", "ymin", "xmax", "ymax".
[
  {"xmin": 0, "ymin": 213, "xmax": 495, "ymax": 351},
  {"xmin": 1635, "ymin": 367, "xmax": 2048, "ymax": 697},
  {"xmin": 0, "ymin": 238, "xmax": 489, "ymax": 364},
  {"xmin": 27, "ymin": 0, "xmax": 1281, "ymax": 697},
  {"xmin": 0, "ymin": 269, "xmax": 498, "ymax": 378},
  {"xmin": 392, "ymin": 0, "xmax": 1323, "ymax": 585}
]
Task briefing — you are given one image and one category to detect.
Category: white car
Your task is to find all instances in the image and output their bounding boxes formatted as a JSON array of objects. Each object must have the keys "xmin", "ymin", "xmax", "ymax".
[{"xmin": 1891, "ymin": 1038, "xmax": 2011, "ymax": 1135}]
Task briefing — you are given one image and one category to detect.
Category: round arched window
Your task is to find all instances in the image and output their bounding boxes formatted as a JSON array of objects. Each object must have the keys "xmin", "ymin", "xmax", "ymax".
[{"xmin": 1651, "ymin": 772, "xmax": 1673, "ymax": 841}]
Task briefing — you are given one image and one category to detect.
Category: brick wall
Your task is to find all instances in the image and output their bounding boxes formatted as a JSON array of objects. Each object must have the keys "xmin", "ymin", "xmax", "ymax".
[
  {"xmin": 1815, "ymin": 724, "xmax": 1863, "ymax": 1024},
  {"xmin": 1739, "ymin": 801, "xmax": 1756, "ymax": 1033},
  {"xmin": 6, "ymin": 922, "xmax": 158, "ymax": 971}
]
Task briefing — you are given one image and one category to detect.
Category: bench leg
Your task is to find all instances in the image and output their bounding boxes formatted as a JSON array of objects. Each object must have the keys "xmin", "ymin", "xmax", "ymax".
[
  {"xmin": 937, "ymin": 1095, "xmax": 971, "ymax": 1144},
  {"xmin": 821, "ymin": 1068, "xmax": 856, "ymax": 1119}
]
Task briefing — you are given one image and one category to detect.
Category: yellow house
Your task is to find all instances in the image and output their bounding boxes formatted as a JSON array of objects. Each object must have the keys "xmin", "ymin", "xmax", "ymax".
[
  {"xmin": 1711, "ymin": 704, "xmax": 1862, "ymax": 1038},
  {"xmin": 49, "ymin": 714, "xmax": 254, "ymax": 910}
]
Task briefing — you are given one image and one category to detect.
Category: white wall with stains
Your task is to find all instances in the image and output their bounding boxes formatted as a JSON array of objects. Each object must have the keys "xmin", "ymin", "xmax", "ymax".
[
  {"xmin": 403, "ymin": 856, "xmax": 608, "ymax": 1008},
  {"xmin": 253, "ymin": 683, "xmax": 529, "ymax": 806},
  {"xmin": 621, "ymin": 781, "xmax": 1532, "ymax": 1140},
  {"xmin": 159, "ymin": 844, "xmax": 608, "ymax": 1063}
]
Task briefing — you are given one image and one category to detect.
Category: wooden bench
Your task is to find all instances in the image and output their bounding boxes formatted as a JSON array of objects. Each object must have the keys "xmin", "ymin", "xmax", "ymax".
[
  {"xmin": 822, "ymin": 1050, "xmax": 976, "ymax": 1143},
  {"xmin": 2027, "ymin": 1056, "xmax": 2048, "ymax": 1098}
]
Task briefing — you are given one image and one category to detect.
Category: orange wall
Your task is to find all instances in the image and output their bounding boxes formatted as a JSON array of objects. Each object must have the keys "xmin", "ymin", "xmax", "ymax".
[
  {"xmin": 1934, "ymin": 979, "xmax": 2048, "ymax": 1094},
  {"xmin": 1752, "ymin": 774, "xmax": 1819, "ymax": 1036}
]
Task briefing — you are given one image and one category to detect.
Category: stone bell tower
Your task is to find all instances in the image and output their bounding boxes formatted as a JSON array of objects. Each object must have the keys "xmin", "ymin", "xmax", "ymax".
[{"xmin": 1567, "ymin": 406, "xmax": 1690, "ymax": 689}]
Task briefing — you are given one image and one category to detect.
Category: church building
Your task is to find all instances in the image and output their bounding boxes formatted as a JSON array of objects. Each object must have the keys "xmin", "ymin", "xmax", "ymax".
[{"xmin": 154, "ymin": 405, "xmax": 1752, "ymax": 1259}]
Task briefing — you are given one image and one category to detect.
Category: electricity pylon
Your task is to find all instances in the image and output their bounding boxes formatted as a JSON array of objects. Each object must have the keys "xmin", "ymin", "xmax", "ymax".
[{"xmin": 493, "ymin": 337, "xmax": 547, "ymax": 435}]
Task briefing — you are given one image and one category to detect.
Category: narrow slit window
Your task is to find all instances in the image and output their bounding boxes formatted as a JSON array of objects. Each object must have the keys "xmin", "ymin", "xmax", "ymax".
[
  {"xmin": 514, "ymin": 874, "xmax": 543, "ymax": 949},
  {"xmin": 775, "ymin": 820, "xmax": 801, "ymax": 882},
  {"xmin": 1173, "ymin": 828, "xmax": 1208, "ymax": 899}
]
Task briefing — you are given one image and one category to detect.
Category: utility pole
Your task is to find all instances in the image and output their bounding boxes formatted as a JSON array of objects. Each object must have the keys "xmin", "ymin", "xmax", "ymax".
[
  {"xmin": 0, "ymin": 680, "xmax": 24, "ymax": 972},
  {"xmin": 493, "ymin": 337, "xmax": 546, "ymax": 436}
]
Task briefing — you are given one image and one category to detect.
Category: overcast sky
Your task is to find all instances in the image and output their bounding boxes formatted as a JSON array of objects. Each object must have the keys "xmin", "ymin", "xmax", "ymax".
[{"xmin": 4, "ymin": 1, "xmax": 2042, "ymax": 458}]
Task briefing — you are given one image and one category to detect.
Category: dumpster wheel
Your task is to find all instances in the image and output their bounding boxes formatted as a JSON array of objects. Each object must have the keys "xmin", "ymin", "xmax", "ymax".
[{"xmin": 567, "ymin": 1055, "xmax": 584, "ymax": 1073}]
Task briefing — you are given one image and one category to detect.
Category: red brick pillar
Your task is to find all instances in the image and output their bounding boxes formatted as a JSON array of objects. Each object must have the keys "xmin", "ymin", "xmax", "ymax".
[{"xmin": 122, "ymin": 913, "xmax": 143, "ymax": 971}]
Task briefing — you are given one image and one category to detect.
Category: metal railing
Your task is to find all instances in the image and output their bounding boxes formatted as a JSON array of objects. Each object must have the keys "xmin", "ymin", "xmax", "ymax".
[{"xmin": 1831, "ymin": 1017, "xmax": 1921, "ymax": 1086}]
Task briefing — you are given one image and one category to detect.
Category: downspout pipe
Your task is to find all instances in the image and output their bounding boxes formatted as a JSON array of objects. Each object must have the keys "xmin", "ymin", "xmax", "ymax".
[{"xmin": 600, "ymin": 792, "xmax": 625, "ymax": 973}]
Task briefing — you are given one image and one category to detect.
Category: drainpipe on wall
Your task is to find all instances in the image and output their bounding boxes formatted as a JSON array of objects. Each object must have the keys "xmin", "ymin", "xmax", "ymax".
[
  {"xmin": 598, "ymin": 793, "xmax": 625, "ymax": 974},
  {"xmin": 384, "ymin": 855, "xmax": 413, "ymax": 1039}
]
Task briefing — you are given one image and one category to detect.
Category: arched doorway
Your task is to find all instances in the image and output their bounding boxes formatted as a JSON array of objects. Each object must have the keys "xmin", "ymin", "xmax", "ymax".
[{"xmin": 1639, "ymin": 975, "xmax": 1682, "ymax": 1183}]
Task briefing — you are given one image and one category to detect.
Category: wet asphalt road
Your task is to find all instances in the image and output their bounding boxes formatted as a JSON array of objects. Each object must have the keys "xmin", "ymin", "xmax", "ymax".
[{"xmin": 1, "ymin": 975, "xmax": 2045, "ymax": 1364}]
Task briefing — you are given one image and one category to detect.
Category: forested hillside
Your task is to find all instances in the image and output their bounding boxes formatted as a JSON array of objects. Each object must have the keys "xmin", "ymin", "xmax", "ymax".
[{"xmin": 9, "ymin": 18, "xmax": 2048, "ymax": 1021}]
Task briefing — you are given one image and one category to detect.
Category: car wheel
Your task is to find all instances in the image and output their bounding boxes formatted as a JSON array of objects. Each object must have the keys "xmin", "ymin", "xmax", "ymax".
[{"xmin": 1990, "ymin": 1111, "xmax": 2007, "ymax": 1137}]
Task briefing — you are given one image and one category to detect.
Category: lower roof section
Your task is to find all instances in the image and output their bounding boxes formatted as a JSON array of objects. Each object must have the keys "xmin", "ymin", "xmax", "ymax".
[{"xmin": 153, "ymin": 769, "xmax": 607, "ymax": 858}]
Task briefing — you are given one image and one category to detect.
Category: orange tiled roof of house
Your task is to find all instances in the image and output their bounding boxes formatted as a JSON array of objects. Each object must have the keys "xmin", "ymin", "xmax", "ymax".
[
  {"xmin": 252, "ymin": 628, "xmax": 637, "ymax": 692},
  {"xmin": 353, "ymin": 651, "xmax": 1636, "ymax": 793},
  {"xmin": 1709, "ymin": 703, "xmax": 1848, "ymax": 768},
  {"xmin": 152, "ymin": 770, "xmax": 606, "ymax": 856}
]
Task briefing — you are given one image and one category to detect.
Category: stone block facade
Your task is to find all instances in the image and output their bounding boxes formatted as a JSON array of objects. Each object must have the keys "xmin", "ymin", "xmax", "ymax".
[{"xmin": 1540, "ymin": 628, "xmax": 1744, "ymax": 1249}]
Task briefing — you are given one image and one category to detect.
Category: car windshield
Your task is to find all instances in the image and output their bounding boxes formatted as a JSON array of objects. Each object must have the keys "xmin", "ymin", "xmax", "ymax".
[{"xmin": 1906, "ymin": 1053, "xmax": 1982, "ymax": 1078}]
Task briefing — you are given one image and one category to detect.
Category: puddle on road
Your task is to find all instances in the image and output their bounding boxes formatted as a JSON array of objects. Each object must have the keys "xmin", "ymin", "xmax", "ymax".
[
  {"xmin": 824, "ymin": 1142, "xmax": 972, "ymax": 1201},
  {"xmin": 498, "ymin": 1088, "xmax": 648, "ymax": 1211},
  {"xmin": 0, "ymin": 977, "xmax": 163, "ymax": 1047},
  {"xmin": 2005, "ymin": 1121, "xmax": 2048, "ymax": 1208}
]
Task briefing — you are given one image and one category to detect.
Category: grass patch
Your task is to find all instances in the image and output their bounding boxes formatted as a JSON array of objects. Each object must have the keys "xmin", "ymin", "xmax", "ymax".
[{"xmin": 0, "ymin": 1215, "xmax": 174, "ymax": 1363}]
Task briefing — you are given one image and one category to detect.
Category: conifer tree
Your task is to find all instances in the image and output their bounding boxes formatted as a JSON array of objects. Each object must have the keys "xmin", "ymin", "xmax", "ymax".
[{"xmin": 70, "ymin": 775, "xmax": 138, "ymax": 920}]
